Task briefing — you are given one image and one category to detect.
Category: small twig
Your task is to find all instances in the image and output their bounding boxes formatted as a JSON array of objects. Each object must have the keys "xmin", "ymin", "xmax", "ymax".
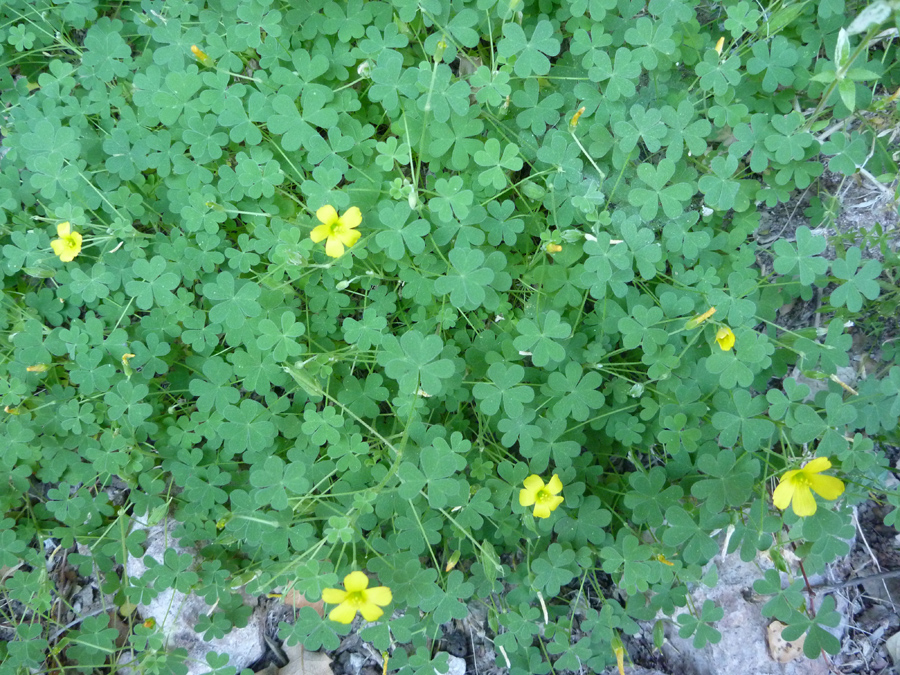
[
  {"xmin": 853, "ymin": 510, "xmax": 896, "ymax": 611},
  {"xmin": 810, "ymin": 568, "xmax": 900, "ymax": 594},
  {"xmin": 816, "ymin": 118, "xmax": 850, "ymax": 144},
  {"xmin": 858, "ymin": 166, "xmax": 897, "ymax": 200},
  {"xmin": 798, "ymin": 558, "xmax": 817, "ymax": 606},
  {"xmin": 49, "ymin": 605, "xmax": 108, "ymax": 641},
  {"xmin": 469, "ymin": 622, "xmax": 480, "ymax": 675}
]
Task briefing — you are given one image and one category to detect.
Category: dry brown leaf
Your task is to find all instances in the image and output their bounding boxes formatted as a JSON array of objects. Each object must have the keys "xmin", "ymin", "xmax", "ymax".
[
  {"xmin": 282, "ymin": 589, "xmax": 324, "ymax": 617},
  {"xmin": 278, "ymin": 643, "xmax": 332, "ymax": 675},
  {"xmin": 766, "ymin": 620, "xmax": 805, "ymax": 663}
]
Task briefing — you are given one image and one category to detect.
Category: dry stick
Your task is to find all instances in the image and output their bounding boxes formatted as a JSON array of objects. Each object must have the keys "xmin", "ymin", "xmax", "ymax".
[
  {"xmin": 48, "ymin": 605, "xmax": 108, "ymax": 641},
  {"xmin": 810, "ymin": 568, "xmax": 900, "ymax": 594},
  {"xmin": 858, "ymin": 166, "xmax": 897, "ymax": 200},
  {"xmin": 851, "ymin": 510, "xmax": 896, "ymax": 612}
]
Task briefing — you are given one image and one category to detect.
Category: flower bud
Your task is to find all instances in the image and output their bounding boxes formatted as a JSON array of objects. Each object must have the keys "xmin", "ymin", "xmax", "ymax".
[
  {"xmin": 191, "ymin": 45, "xmax": 214, "ymax": 66},
  {"xmin": 434, "ymin": 39, "xmax": 447, "ymax": 62},
  {"xmin": 27, "ymin": 364, "xmax": 50, "ymax": 372},
  {"xmin": 569, "ymin": 106, "xmax": 586, "ymax": 130},
  {"xmin": 685, "ymin": 307, "xmax": 716, "ymax": 329},
  {"xmin": 611, "ymin": 634, "xmax": 626, "ymax": 675},
  {"xmin": 714, "ymin": 36, "xmax": 725, "ymax": 55},
  {"xmin": 122, "ymin": 353, "xmax": 136, "ymax": 377},
  {"xmin": 445, "ymin": 550, "xmax": 461, "ymax": 572}
]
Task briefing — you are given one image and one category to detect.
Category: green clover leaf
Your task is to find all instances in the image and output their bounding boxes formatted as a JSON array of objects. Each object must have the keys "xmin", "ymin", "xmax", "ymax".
[
  {"xmin": 498, "ymin": 20, "xmax": 561, "ymax": 78},
  {"xmin": 473, "ymin": 362, "xmax": 534, "ymax": 418},
  {"xmin": 513, "ymin": 311, "xmax": 571, "ymax": 368},
  {"xmin": 473, "ymin": 139, "xmax": 523, "ymax": 190},
  {"xmin": 628, "ymin": 158, "xmax": 694, "ymax": 221},
  {"xmin": 378, "ymin": 330, "xmax": 456, "ymax": 396},
  {"xmin": 747, "ymin": 36, "xmax": 798, "ymax": 92},
  {"xmin": 202, "ymin": 272, "xmax": 262, "ymax": 330},
  {"xmin": 772, "ymin": 226, "xmax": 829, "ymax": 285},
  {"xmin": 830, "ymin": 247, "xmax": 881, "ymax": 311},
  {"xmin": 434, "ymin": 247, "xmax": 494, "ymax": 310},
  {"xmin": 589, "ymin": 47, "xmax": 642, "ymax": 100}
]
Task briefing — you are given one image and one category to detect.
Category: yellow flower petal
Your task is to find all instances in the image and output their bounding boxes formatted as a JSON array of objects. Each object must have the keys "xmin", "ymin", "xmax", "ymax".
[
  {"xmin": 325, "ymin": 237, "xmax": 345, "ymax": 258},
  {"xmin": 328, "ymin": 602, "xmax": 357, "ymax": 624},
  {"xmin": 343, "ymin": 571, "xmax": 370, "ymax": 593},
  {"xmin": 533, "ymin": 503, "xmax": 552, "ymax": 519},
  {"xmin": 339, "ymin": 206, "xmax": 362, "ymax": 229},
  {"xmin": 57, "ymin": 221, "xmax": 71, "ymax": 237},
  {"xmin": 364, "ymin": 586, "xmax": 392, "ymax": 606},
  {"xmin": 546, "ymin": 474, "xmax": 563, "ymax": 495},
  {"xmin": 523, "ymin": 475, "xmax": 544, "ymax": 491},
  {"xmin": 547, "ymin": 495, "xmax": 565, "ymax": 511},
  {"xmin": 338, "ymin": 227, "xmax": 361, "ymax": 248},
  {"xmin": 715, "ymin": 326, "xmax": 735, "ymax": 351},
  {"xmin": 802, "ymin": 457, "xmax": 832, "ymax": 474},
  {"xmin": 321, "ymin": 588, "xmax": 347, "ymax": 604},
  {"xmin": 310, "ymin": 223, "xmax": 332, "ymax": 243},
  {"xmin": 807, "ymin": 473, "xmax": 845, "ymax": 501},
  {"xmin": 519, "ymin": 487, "xmax": 537, "ymax": 507},
  {"xmin": 519, "ymin": 475, "xmax": 542, "ymax": 506},
  {"xmin": 316, "ymin": 205, "xmax": 339, "ymax": 225},
  {"xmin": 772, "ymin": 477, "xmax": 796, "ymax": 511},
  {"xmin": 791, "ymin": 486, "xmax": 817, "ymax": 517},
  {"xmin": 51, "ymin": 239, "xmax": 68, "ymax": 257},
  {"xmin": 358, "ymin": 602, "xmax": 385, "ymax": 622}
]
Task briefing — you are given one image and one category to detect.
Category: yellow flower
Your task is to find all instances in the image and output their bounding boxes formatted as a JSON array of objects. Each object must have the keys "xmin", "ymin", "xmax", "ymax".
[
  {"xmin": 773, "ymin": 457, "xmax": 845, "ymax": 517},
  {"xmin": 714, "ymin": 36, "xmax": 725, "ymax": 55},
  {"xmin": 310, "ymin": 205, "xmax": 362, "ymax": 258},
  {"xmin": 519, "ymin": 474, "xmax": 564, "ymax": 519},
  {"xmin": 50, "ymin": 222, "xmax": 82, "ymax": 262},
  {"xmin": 715, "ymin": 326, "xmax": 735, "ymax": 351},
  {"xmin": 322, "ymin": 571, "xmax": 392, "ymax": 624}
]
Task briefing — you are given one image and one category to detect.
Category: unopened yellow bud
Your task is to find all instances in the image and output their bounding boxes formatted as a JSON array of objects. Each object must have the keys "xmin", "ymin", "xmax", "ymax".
[
  {"xmin": 434, "ymin": 39, "xmax": 447, "ymax": 61},
  {"xmin": 122, "ymin": 353, "xmax": 136, "ymax": 378},
  {"xmin": 611, "ymin": 634, "xmax": 626, "ymax": 675},
  {"xmin": 546, "ymin": 243, "xmax": 562, "ymax": 254},
  {"xmin": 445, "ymin": 550, "xmax": 461, "ymax": 572},
  {"xmin": 27, "ymin": 364, "xmax": 50, "ymax": 372},
  {"xmin": 569, "ymin": 106, "xmax": 586, "ymax": 129},
  {"xmin": 143, "ymin": 618, "xmax": 156, "ymax": 629},
  {"xmin": 5, "ymin": 406, "xmax": 21, "ymax": 414},
  {"xmin": 190, "ymin": 45, "xmax": 213, "ymax": 66},
  {"xmin": 888, "ymin": 86, "xmax": 900, "ymax": 104},
  {"xmin": 685, "ymin": 306, "xmax": 716, "ymax": 329},
  {"xmin": 655, "ymin": 553, "xmax": 675, "ymax": 566},
  {"xmin": 714, "ymin": 37, "xmax": 725, "ymax": 55}
]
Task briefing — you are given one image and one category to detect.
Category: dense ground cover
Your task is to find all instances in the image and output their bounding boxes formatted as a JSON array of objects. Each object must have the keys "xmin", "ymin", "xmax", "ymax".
[{"xmin": 1, "ymin": 0, "xmax": 900, "ymax": 673}]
